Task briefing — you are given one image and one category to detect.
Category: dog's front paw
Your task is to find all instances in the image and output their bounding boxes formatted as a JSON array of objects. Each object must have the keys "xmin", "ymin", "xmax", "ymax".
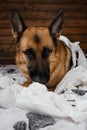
[{"xmin": 22, "ymin": 80, "xmax": 32, "ymax": 87}]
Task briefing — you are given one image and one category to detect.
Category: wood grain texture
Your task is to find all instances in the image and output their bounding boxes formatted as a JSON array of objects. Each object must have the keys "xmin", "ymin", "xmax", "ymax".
[{"xmin": 0, "ymin": 0, "xmax": 87, "ymax": 64}]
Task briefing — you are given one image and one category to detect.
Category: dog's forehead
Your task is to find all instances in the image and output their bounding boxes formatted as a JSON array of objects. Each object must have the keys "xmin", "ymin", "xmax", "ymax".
[
  {"xmin": 20, "ymin": 27, "xmax": 53, "ymax": 50},
  {"xmin": 23, "ymin": 27, "xmax": 51, "ymax": 40}
]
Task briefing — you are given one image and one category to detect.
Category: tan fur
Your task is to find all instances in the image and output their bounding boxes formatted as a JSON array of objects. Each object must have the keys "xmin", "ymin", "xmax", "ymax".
[{"xmin": 15, "ymin": 27, "xmax": 71, "ymax": 91}]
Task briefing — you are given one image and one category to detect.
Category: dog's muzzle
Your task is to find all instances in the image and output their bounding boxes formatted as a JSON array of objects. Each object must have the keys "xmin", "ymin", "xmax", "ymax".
[{"xmin": 28, "ymin": 66, "xmax": 50, "ymax": 84}]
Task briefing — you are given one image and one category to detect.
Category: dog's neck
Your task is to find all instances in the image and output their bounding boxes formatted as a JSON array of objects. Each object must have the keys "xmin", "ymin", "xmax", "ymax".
[{"xmin": 46, "ymin": 38, "xmax": 72, "ymax": 91}]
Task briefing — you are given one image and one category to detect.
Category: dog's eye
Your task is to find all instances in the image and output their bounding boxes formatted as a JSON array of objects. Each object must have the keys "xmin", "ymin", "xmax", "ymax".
[
  {"xmin": 42, "ymin": 47, "xmax": 52, "ymax": 59},
  {"xmin": 23, "ymin": 48, "xmax": 36, "ymax": 60}
]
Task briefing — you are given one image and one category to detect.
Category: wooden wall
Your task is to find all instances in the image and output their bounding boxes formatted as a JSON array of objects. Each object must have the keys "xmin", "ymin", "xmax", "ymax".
[{"xmin": 0, "ymin": 0, "xmax": 87, "ymax": 64}]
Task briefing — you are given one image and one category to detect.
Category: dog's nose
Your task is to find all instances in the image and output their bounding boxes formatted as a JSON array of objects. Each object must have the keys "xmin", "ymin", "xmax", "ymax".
[
  {"xmin": 29, "ymin": 70, "xmax": 50, "ymax": 84},
  {"xmin": 33, "ymin": 73, "xmax": 50, "ymax": 84}
]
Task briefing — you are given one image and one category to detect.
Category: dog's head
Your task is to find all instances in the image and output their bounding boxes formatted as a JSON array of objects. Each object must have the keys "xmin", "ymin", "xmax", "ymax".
[{"xmin": 10, "ymin": 10, "xmax": 63, "ymax": 86}]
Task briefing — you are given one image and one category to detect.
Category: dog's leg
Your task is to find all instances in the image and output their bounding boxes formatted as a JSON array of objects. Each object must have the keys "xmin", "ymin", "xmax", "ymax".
[
  {"xmin": 47, "ymin": 87, "xmax": 56, "ymax": 91},
  {"xmin": 22, "ymin": 80, "xmax": 32, "ymax": 87}
]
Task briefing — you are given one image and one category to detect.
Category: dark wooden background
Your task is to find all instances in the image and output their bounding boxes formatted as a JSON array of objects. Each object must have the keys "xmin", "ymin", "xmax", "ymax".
[{"xmin": 0, "ymin": 0, "xmax": 87, "ymax": 64}]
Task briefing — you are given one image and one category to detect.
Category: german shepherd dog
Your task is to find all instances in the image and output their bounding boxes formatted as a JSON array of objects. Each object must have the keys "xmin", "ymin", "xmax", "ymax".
[{"xmin": 10, "ymin": 10, "xmax": 71, "ymax": 91}]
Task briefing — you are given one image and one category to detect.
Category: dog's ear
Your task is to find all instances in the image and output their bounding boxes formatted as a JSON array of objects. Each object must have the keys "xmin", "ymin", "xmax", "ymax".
[
  {"xmin": 49, "ymin": 10, "xmax": 64, "ymax": 36},
  {"xmin": 10, "ymin": 10, "xmax": 27, "ymax": 44}
]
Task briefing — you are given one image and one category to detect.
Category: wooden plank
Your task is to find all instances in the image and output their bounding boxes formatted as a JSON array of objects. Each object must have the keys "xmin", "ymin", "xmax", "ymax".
[
  {"xmin": 0, "ymin": 11, "xmax": 57, "ymax": 20},
  {"xmin": 62, "ymin": 27, "xmax": 87, "ymax": 35},
  {"xmin": 0, "ymin": 52, "xmax": 15, "ymax": 57},
  {"xmin": 0, "ymin": 44, "xmax": 14, "ymax": 49},
  {"xmin": 0, "ymin": 28, "xmax": 12, "ymax": 36},
  {"xmin": 1, "ymin": 0, "xmax": 87, "ymax": 3},
  {"xmin": 30, "ymin": 3, "xmax": 87, "ymax": 11},
  {"xmin": 0, "ymin": 60, "xmax": 15, "ymax": 65},
  {"xmin": 64, "ymin": 19, "xmax": 87, "ymax": 27},
  {"xmin": 0, "ymin": 20, "xmax": 52, "ymax": 28},
  {"xmin": 0, "ymin": 9, "xmax": 87, "ymax": 20},
  {"xmin": 1, "ymin": 3, "xmax": 87, "ymax": 11},
  {"xmin": 0, "ymin": 19, "xmax": 87, "ymax": 28},
  {"xmin": 80, "ymin": 43, "xmax": 87, "ymax": 50},
  {"xmin": 65, "ymin": 35, "xmax": 87, "ymax": 42},
  {"xmin": 0, "ymin": 36, "xmax": 13, "ymax": 44},
  {"xmin": 0, "ymin": 3, "xmax": 33, "ymax": 11}
]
